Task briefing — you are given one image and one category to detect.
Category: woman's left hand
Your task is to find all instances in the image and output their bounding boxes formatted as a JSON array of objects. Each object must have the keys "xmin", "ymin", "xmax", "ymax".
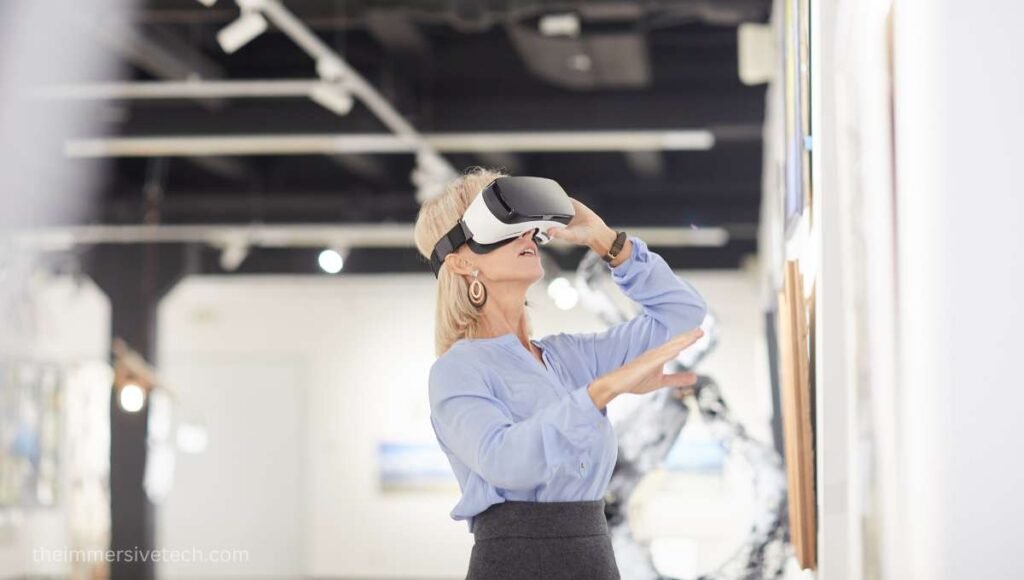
[{"xmin": 545, "ymin": 197, "xmax": 616, "ymax": 253}]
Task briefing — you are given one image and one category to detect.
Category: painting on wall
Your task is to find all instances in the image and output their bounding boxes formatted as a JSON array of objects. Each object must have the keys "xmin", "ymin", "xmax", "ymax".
[
  {"xmin": 800, "ymin": 0, "xmax": 813, "ymax": 213},
  {"xmin": 376, "ymin": 441, "xmax": 458, "ymax": 493},
  {"xmin": 783, "ymin": 0, "xmax": 814, "ymax": 237},
  {"xmin": 0, "ymin": 360, "xmax": 62, "ymax": 510},
  {"xmin": 777, "ymin": 261, "xmax": 816, "ymax": 570}
]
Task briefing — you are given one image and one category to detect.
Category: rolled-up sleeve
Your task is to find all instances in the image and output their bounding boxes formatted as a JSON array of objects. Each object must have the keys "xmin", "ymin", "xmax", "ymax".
[
  {"xmin": 428, "ymin": 357, "xmax": 605, "ymax": 491},
  {"xmin": 548, "ymin": 236, "xmax": 707, "ymax": 380}
]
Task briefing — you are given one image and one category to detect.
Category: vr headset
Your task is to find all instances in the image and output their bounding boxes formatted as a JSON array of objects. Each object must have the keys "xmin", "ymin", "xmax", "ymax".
[{"xmin": 429, "ymin": 176, "xmax": 575, "ymax": 277}]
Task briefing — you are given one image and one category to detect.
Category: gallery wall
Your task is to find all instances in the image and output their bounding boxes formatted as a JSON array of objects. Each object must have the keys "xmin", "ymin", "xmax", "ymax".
[
  {"xmin": 891, "ymin": 2, "xmax": 1024, "ymax": 579},
  {"xmin": 771, "ymin": 1, "xmax": 1024, "ymax": 579},
  {"xmin": 155, "ymin": 266, "xmax": 769, "ymax": 578}
]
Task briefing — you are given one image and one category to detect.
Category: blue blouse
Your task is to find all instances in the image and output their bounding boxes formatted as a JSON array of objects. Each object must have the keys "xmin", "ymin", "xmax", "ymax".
[{"xmin": 427, "ymin": 236, "xmax": 707, "ymax": 532}]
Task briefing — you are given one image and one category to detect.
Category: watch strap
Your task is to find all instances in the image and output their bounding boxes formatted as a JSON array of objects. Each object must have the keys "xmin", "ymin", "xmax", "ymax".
[{"xmin": 602, "ymin": 230, "xmax": 627, "ymax": 263}]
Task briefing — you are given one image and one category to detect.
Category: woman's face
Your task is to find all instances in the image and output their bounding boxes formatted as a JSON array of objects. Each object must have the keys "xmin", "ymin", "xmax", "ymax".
[{"xmin": 456, "ymin": 229, "xmax": 544, "ymax": 285}]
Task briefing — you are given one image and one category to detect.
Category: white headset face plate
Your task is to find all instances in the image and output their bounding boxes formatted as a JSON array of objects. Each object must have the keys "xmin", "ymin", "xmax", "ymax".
[{"xmin": 462, "ymin": 190, "xmax": 567, "ymax": 245}]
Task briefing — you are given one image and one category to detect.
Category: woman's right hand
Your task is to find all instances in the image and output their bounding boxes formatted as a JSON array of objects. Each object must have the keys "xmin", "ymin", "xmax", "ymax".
[{"xmin": 588, "ymin": 328, "xmax": 704, "ymax": 408}]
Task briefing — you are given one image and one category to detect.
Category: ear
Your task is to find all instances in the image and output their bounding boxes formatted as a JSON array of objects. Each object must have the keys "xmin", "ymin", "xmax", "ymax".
[{"xmin": 443, "ymin": 253, "xmax": 475, "ymax": 277}]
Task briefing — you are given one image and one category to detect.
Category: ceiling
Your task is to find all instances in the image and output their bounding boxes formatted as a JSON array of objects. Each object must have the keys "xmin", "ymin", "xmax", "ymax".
[{"xmin": 58, "ymin": 0, "xmax": 771, "ymax": 273}]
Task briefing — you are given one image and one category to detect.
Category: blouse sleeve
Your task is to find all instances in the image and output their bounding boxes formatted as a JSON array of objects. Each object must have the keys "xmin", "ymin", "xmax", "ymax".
[
  {"xmin": 428, "ymin": 356, "xmax": 605, "ymax": 491},
  {"xmin": 543, "ymin": 236, "xmax": 707, "ymax": 382}
]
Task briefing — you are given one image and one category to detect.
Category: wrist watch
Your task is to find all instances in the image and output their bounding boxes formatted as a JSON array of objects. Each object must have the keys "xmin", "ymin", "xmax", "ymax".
[{"xmin": 602, "ymin": 230, "xmax": 628, "ymax": 263}]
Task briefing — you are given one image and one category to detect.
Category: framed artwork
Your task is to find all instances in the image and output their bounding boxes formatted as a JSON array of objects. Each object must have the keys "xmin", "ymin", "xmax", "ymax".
[
  {"xmin": 376, "ymin": 441, "xmax": 457, "ymax": 493},
  {"xmin": 777, "ymin": 261, "xmax": 816, "ymax": 569},
  {"xmin": 783, "ymin": 0, "xmax": 814, "ymax": 237},
  {"xmin": 0, "ymin": 361, "xmax": 62, "ymax": 510}
]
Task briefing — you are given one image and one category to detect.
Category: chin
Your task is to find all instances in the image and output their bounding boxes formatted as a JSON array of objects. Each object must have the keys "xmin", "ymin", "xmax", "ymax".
[
  {"xmin": 530, "ymin": 267, "xmax": 546, "ymax": 284},
  {"xmin": 513, "ymin": 263, "xmax": 544, "ymax": 284}
]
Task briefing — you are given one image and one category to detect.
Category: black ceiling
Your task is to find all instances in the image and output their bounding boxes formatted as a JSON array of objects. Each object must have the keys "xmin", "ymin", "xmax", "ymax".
[{"xmin": 62, "ymin": 0, "xmax": 770, "ymax": 272}]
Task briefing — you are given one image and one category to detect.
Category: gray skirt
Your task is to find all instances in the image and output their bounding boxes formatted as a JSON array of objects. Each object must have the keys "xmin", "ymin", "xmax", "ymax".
[{"xmin": 466, "ymin": 499, "xmax": 621, "ymax": 580}]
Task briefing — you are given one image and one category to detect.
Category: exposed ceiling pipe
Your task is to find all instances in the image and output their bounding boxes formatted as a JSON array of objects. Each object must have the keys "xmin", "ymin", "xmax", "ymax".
[
  {"xmin": 247, "ymin": 0, "xmax": 457, "ymax": 201},
  {"xmin": 3, "ymin": 223, "xmax": 735, "ymax": 252},
  {"xmin": 30, "ymin": 79, "xmax": 333, "ymax": 100},
  {"xmin": 78, "ymin": 16, "xmax": 256, "ymax": 182},
  {"xmin": 65, "ymin": 130, "xmax": 716, "ymax": 157}
]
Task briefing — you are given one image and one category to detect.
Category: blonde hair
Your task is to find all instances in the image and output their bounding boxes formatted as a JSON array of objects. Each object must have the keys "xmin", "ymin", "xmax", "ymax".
[{"xmin": 414, "ymin": 167, "xmax": 533, "ymax": 356}]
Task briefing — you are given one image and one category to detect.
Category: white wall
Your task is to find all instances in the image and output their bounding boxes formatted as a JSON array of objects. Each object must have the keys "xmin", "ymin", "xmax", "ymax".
[
  {"xmin": 158, "ymin": 275, "xmax": 461, "ymax": 579},
  {"xmin": 156, "ymin": 265, "xmax": 768, "ymax": 579},
  {"xmin": 892, "ymin": 2, "xmax": 1024, "ymax": 579},
  {"xmin": 683, "ymin": 268, "xmax": 774, "ymax": 444},
  {"xmin": 154, "ymin": 354, "xmax": 307, "ymax": 577},
  {"xmin": 808, "ymin": 0, "xmax": 897, "ymax": 578},
  {"xmin": 794, "ymin": 2, "xmax": 1024, "ymax": 579},
  {"xmin": 810, "ymin": 0, "xmax": 850, "ymax": 575}
]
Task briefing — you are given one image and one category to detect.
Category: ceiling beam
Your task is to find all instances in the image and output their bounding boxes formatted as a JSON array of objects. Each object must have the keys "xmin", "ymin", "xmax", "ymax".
[
  {"xmin": 94, "ymin": 191, "xmax": 760, "ymax": 228},
  {"xmin": 97, "ymin": 91, "xmax": 765, "ymax": 135},
  {"xmin": 66, "ymin": 130, "xmax": 716, "ymax": 157},
  {"xmin": 83, "ymin": 17, "xmax": 259, "ymax": 183},
  {"xmin": 30, "ymin": 79, "xmax": 327, "ymax": 100},
  {"xmin": 255, "ymin": 0, "xmax": 455, "ymax": 200},
  {"xmin": 6, "ymin": 223, "xmax": 743, "ymax": 252}
]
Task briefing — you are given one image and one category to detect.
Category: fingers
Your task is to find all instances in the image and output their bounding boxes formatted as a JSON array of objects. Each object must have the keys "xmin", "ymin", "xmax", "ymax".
[
  {"xmin": 661, "ymin": 372, "xmax": 697, "ymax": 388},
  {"xmin": 547, "ymin": 227, "xmax": 568, "ymax": 240},
  {"xmin": 666, "ymin": 328, "xmax": 704, "ymax": 349},
  {"xmin": 665, "ymin": 373, "xmax": 697, "ymax": 400},
  {"xmin": 671, "ymin": 384, "xmax": 696, "ymax": 400},
  {"xmin": 628, "ymin": 328, "xmax": 704, "ymax": 373},
  {"xmin": 606, "ymin": 327, "xmax": 707, "ymax": 393},
  {"xmin": 629, "ymin": 371, "xmax": 697, "ymax": 397},
  {"xmin": 651, "ymin": 328, "xmax": 704, "ymax": 361}
]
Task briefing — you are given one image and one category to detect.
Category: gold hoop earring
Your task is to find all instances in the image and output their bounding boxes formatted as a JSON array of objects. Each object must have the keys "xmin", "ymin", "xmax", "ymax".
[{"xmin": 468, "ymin": 269, "xmax": 488, "ymax": 308}]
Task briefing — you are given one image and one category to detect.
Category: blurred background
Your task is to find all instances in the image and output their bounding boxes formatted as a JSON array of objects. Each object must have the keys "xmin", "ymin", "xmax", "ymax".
[{"xmin": 1, "ymin": 1, "xmax": 1022, "ymax": 579}]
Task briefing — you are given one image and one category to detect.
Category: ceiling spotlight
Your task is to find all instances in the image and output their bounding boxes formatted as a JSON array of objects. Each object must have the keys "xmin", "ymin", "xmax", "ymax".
[
  {"xmin": 217, "ymin": 9, "xmax": 268, "ymax": 54},
  {"xmin": 119, "ymin": 383, "xmax": 146, "ymax": 413},
  {"xmin": 413, "ymin": 150, "xmax": 457, "ymax": 202},
  {"xmin": 318, "ymin": 248, "xmax": 344, "ymax": 274},
  {"xmin": 539, "ymin": 13, "xmax": 581, "ymax": 38},
  {"xmin": 309, "ymin": 83, "xmax": 354, "ymax": 116},
  {"xmin": 219, "ymin": 240, "xmax": 249, "ymax": 271},
  {"xmin": 194, "ymin": 0, "xmax": 217, "ymax": 6},
  {"xmin": 316, "ymin": 56, "xmax": 347, "ymax": 82},
  {"xmin": 215, "ymin": 236, "xmax": 248, "ymax": 272}
]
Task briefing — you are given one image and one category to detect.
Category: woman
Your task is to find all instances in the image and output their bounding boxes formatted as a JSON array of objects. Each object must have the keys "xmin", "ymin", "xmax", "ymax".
[{"xmin": 413, "ymin": 168, "xmax": 708, "ymax": 580}]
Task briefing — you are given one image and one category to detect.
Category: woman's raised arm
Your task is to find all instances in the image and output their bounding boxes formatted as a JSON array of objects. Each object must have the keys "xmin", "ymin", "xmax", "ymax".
[{"xmin": 542, "ymin": 235, "xmax": 707, "ymax": 382}]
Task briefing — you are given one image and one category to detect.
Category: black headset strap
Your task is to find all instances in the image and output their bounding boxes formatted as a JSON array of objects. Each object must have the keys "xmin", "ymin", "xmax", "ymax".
[{"xmin": 429, "ymin": 220, "xmax": 471, "ymax": 277}]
